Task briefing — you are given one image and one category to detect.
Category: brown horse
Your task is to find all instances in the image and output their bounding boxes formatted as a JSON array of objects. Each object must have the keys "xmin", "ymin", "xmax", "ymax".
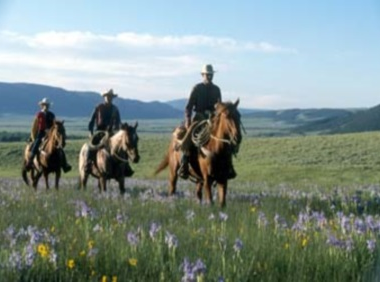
[
  {"xmin": 155, "ymin": 100, "xmax": 242, "ymax": 207},
  {"xmin": 22, "ymin": 120, "xmax": 67, "ymax": 190},
  {"xmin": 78, "ymin": 122, "xmax": 140, "ymax": 194}
]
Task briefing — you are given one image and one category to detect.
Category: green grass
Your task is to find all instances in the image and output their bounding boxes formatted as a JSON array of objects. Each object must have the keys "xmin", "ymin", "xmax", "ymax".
[{"xmin": 3, "ymin": 130, "xmax": 380, "ymax": 190}]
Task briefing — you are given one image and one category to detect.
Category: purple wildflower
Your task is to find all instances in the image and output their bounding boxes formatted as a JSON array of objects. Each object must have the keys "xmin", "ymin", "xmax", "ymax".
[
  {"xmin": 233, "ymin": 238, "xmax": 243, "ymax": 253},
  {"xmin": 149, "ymin": 222, "xmax": 161, "ymax": 240},
  {"xmin": 127, "ymin": 231, "xmax": 140, "ymax": 246},
  {"xmin": 219, "ymin": 212, "xmax": 228, "ymax": 222},
  {"xmin": 367, "ymin": 239, "xmax": 376, "ymax": 253},
  {"xmin": 165, "ymin": 231, "xmax": 178, "ymax": 249},
  {"xmin": 181, "ymin": 257, "xmax": 207, "ymax": 282}
]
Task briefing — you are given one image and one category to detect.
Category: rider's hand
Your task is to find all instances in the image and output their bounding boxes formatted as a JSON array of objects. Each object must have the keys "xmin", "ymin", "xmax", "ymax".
[{"xmin": 185, "ymin": 119, "xmax": 191, "ymax": 129}]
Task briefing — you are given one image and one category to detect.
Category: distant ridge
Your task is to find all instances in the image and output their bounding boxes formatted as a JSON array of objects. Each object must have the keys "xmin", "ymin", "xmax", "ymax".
[{"xmin": 0, "ymin": 82, "xmax": 182, "ymax": 119}]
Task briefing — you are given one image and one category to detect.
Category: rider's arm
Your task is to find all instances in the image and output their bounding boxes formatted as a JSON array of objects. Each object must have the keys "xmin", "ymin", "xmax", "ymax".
[
  {"xmin": 185, "ymin": 85, "xmax": 197, "ymax": 127},
  {"xmin": 88, "ymin": 107, "xmax": 98, "ymax": 135}
]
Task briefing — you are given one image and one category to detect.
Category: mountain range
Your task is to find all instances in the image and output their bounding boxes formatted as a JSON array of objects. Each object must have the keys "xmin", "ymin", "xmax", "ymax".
[{"xmin": 1, "ymin": 82, "xmax": 380, "ymax": 135}]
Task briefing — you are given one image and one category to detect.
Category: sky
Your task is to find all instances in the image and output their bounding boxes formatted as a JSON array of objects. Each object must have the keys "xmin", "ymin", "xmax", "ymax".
[{"xmin": 0, "ymin": 0, "xmax": 379, "ymax": 109}]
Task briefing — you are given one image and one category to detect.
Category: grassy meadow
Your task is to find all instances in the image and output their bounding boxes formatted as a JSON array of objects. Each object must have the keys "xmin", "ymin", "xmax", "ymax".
[{"xmin": 1, "ymin": 116, "xmax": 380, "ymax": 281}]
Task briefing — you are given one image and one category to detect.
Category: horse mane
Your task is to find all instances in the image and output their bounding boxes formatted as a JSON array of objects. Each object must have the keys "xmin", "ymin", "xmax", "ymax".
[
  {"xmin": 209, "ymin": 101, "xmax": 241, "ymax": 152},
  {"xmin": 109, "ymin": 124, "xmax": 129, "ymax": 155}
]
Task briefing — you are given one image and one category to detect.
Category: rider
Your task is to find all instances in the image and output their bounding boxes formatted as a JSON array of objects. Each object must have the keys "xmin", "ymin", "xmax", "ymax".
[
  {"xmin": 26, "ymin": 98, "xmax": 72, "ymax": 172},
  {"xmin": 179, "ymin": 64, "xmax": 237, "ymax": 179},
  {"xmin": 87, "ymin": 89, "xmax": 134, "ymax": 176}
]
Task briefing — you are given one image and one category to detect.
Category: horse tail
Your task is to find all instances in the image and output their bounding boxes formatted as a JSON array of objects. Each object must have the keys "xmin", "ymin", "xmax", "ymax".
[{"xmin": 154, "ymin": 151, "xmax": 170, "ymax": 175}]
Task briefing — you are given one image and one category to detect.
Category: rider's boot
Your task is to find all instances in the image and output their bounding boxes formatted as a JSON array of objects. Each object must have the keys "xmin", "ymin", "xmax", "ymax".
[{"xmin": 59, "ymin": 149, "xmax": 72, "ymax": 173}]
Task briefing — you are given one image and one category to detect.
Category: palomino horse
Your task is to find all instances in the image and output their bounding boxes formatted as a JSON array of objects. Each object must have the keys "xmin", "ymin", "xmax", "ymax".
[
  {"xmin": 22, "ymin": 120, "xmax": 67, "ymax": 190},
  {"xmin": 78, "ymin": 122, "xmax": 140, "ymax": 194},
  {"xmin": 155, "ymin": 100, "xmax": 242, "ymax": 207}
]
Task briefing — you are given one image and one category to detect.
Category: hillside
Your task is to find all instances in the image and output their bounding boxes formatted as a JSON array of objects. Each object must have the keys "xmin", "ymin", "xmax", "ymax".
[{"xmin": 0, "ymin": 82, "xmax": 183, "ymax": 119}]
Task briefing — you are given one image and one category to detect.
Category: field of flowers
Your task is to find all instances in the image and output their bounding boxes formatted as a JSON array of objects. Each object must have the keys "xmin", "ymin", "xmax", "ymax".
[{"xmin": 1, "ymin": 176, "xmax": 380, "ymax": 281}]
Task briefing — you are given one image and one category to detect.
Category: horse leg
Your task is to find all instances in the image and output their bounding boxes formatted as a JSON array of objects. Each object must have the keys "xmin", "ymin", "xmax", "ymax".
[
  {"xmin": 118, "ymin": 177, "xmax": 126, "ymax": 194},
  {"xmin": 203, "ymin": 176, "xmax": 214, "ymax": 205},
  {"xmin": 217, "ymin": 180, "xmax": 228, "ymax": 208},
  {"xmin": 168, "ymin": 169, "xmax": 178, "ymax": 196},
  {"xmin": 55, "ymin": 170, "xmax": 61, "ymax": 190},
  {"xmin": 195, "ymin": 181, "xmax": 203, "ymax": 204},
  {"xmin": 44, "ymin": 172, "xmax": 50, "ymax": 190},
  {"xmin": 32, "ymin": 170, "xmax": 42, "ymax": 190},
  {"xmin": 99, "ymin": 177, "xmax": 107, "ymax": 192}
]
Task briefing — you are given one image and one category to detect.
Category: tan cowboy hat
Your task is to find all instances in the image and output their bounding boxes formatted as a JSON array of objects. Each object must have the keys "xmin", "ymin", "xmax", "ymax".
[
  {"xmin": 102, "ymin": 89, "xmax": 118, "ymax": 98},
  {"xmin": 38, "ymin": 97, "xmax": 52, "ymax": 106},
  {"xmin": 201, "ymin": 64, "xmax": 216, "ymax": 74}
]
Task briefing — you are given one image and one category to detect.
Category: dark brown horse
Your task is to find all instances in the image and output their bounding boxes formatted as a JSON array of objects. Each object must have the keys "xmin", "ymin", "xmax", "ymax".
[
  {"xmin": 78, "ymin": 122, "xmax": 140, "ymax": 194},
  {"xmin": 22, "ymin": 120, "xmax": 67, "ymax": 190},
  {"xmin": 155, "ymin": 100, "xmax": 242, "ymax": 207}
]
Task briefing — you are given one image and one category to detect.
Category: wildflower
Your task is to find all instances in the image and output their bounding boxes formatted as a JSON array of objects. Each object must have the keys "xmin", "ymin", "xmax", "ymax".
[
  {"xmin": 112, "ymin": 276, "xmax": 118, "ymax": 282},
  {"xmin": 367, "ymin": 239, "xmax": 376, "ymax": 253},
  {"xmin": 181, "ymin": 257, "xmax": 207, "ymax": 282},
  {"xmin": 257, "ymin": 212, "xmax": 268, "ymax": 228},
  {"xmin": 301, "ymin": 237, "xmax": 308, "ymax": 248},
  {"xmin": 149, "ymin": 222, "xmax": 161, "ymax": 240},
  {"xmin": 165, "ymin": 231, "xmax": 178, "ymax": 249},
  {"xmin": 186, "ymin": 210, "xmax": 195, "ymax": 221},
  {"xmin": 128, "ymin": 258, "xmax": 138, "ymax": 266},
  {"xmin": 102, "ymin": 275, "xmax": 107, "ymax": 282},
  {"xmin": 208, "ymin": 213, "xmax": 215, "ymax": 220},
  {"xmin": 233, "ymin": 238, "xmax": 243, "ymax": 253},
  {"xmin": 219, "ymin": 212, "xmax": 228, "ymax": 221},
  {"xmin": 127, "ymin": 231, "xmax": 140, "ymax": 246},
  {"xmin": 88, "ymin": 240, "xmax": 95, "ymax": 249},
  {"xmin": 67, "ymin": 259, "xmax": 75, "ymax": 269},
  {"xmin": 37, "ymin": 243, "xmax": 49, "ymax": 258},
  {"xmin": 93, "ymin": 224, "xmax": 103, "ymax": 232},
  {"xmin": 80, "ymin": 250, "xmax": 86, "ymax": 256},
  {"xmin": 284, "ymin": 243, "xmax": 289, "ymax": 249}
]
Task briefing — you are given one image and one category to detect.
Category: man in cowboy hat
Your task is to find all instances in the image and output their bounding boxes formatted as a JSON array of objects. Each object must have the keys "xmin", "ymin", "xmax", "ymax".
[
  {"xmin": 26, "ymin": 98, "xmax": 72, "ymax": 172},
  {"xmin": 178, "ymin": 64, "xmax": 236, "ymax": 179},
  {"xmin": 87, "ymin": 89, "xmax": 134, "ymax": 176}
]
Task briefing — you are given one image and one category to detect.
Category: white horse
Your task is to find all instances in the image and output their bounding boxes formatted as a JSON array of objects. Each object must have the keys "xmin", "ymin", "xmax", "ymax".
[{"xmin": 78, "ymin": 122, "xmax": 140, "ymax": 194}]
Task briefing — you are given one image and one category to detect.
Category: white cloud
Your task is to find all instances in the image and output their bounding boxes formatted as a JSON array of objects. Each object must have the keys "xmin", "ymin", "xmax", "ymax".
[{"xmin": 0, "ymin": 30, "xmax": 298, "ymax": 103}]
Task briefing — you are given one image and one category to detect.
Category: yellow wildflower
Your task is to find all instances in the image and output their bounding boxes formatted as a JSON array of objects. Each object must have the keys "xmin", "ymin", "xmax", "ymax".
[
  {"xmin": 112, "ymin": 276, "xmax": 117, "ymax": 282},
  {"xmin": 80, "ymin": 250, "xmax": 86, "ymax": 256},
  {"xmin": 101, "ymin": 275, "xmax": 107, "ymax": 282},
  {"xmin": 302, "ymin": 237, "xmax": 308, "ymax": 248},
  {"xmin": 37, "ymin": 244, "xmax": 49, "ymax": 257},
  {"xmin": 128, "ymin": 258, "xmax": 138, "ymax": 266},
  {"xmin": 251, "ymin": 207, "xmax": 256, "ymax": 212},
  {"xmin": 67, "ymin": 259, "xmax": 75, "ymax": 269},
  {"xmin": 88, "ymin": 240, "xmax": 95, "ymax": 249},
  {"xmin": 284, "ymin": 243, "xmax": 289, "ymax": 249}
]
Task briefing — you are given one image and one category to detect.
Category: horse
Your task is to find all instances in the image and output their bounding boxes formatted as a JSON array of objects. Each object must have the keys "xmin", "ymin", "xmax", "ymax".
[
  {"xmin": 154, "ymin": 100, "xmax": 242, "ymax": 207},
  {"xmin": 22, "ymin": 120, "xmax": 67, "ymax": 190},
  {"xmin": 78, "ymin": 122, "xmax": 140, "ymax": 194}
]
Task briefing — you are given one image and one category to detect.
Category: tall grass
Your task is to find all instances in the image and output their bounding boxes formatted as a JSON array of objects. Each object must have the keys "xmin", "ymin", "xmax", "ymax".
[{"xmin": 1, "ymin": 179, "xmax": 380, "ymax": 281}]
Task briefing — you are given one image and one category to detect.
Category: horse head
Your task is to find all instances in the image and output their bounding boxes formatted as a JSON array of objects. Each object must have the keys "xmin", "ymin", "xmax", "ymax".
[
  {"xmin": 111, "ymin": 122, "xmax": 140, "ymax": 163},
  {"xmin": 213, "ymin": 99, "xmax": 242, "ymax": 152},
  {"xmin": 46, "ymin": 120, "xmax": 66, "ymax": 153}
]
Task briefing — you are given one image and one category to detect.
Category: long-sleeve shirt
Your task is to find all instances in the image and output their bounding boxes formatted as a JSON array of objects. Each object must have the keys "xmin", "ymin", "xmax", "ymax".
[
  {"xmin": 185, "ymin": 82, "xmax": 222, "ymax": 121},
  {"xmin": 30, "ymin": 110, "xmax": 55, "ymax": 140},
  {"xmin": 88, "ymin": 103, "xmax": 121, "ymax": 132}
]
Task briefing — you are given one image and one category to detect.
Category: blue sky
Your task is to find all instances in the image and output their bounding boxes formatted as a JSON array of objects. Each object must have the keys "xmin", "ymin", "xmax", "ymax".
[{"xmin": 0, "ymin": 0, "xmax": 379, "ymax": 109}]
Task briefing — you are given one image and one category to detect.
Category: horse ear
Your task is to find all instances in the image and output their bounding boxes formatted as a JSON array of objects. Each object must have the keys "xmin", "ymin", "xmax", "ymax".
[
  {"xmin": 234, "ymin": 98, "xmax": 240, "ymax": 108},
  {"xmin": 134, "ymin": 121, "xmax": 138, "ymax": 129}
]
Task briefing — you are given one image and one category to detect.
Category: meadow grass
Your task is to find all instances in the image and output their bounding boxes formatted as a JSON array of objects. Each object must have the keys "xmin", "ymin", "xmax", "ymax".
[{"xmin": 2, "ymin": 127, "xmax": 380, "ymax": 280}]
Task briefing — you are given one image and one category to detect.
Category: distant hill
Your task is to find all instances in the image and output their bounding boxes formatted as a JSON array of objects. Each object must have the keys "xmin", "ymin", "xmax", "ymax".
[
  {"xmin": 293, "ymin": 105, "xmax": 380, "ymax": 134},
  {"xmin": 0, "ymin": 82, "xmax": 183, "ymax": 119}
]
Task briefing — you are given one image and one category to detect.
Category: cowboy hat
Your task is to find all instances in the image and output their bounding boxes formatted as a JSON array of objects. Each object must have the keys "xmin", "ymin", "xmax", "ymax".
[
  {"xmin": 38, "ymin": 97, "xmax": 52, "ymax": 106},
  {"xmin": 201, "ymin": 64, "xmax": 216, "ymax": 74},
  {"xmin": 102, "ymin": 89, "xmax": 118, "ymax": 97}
]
